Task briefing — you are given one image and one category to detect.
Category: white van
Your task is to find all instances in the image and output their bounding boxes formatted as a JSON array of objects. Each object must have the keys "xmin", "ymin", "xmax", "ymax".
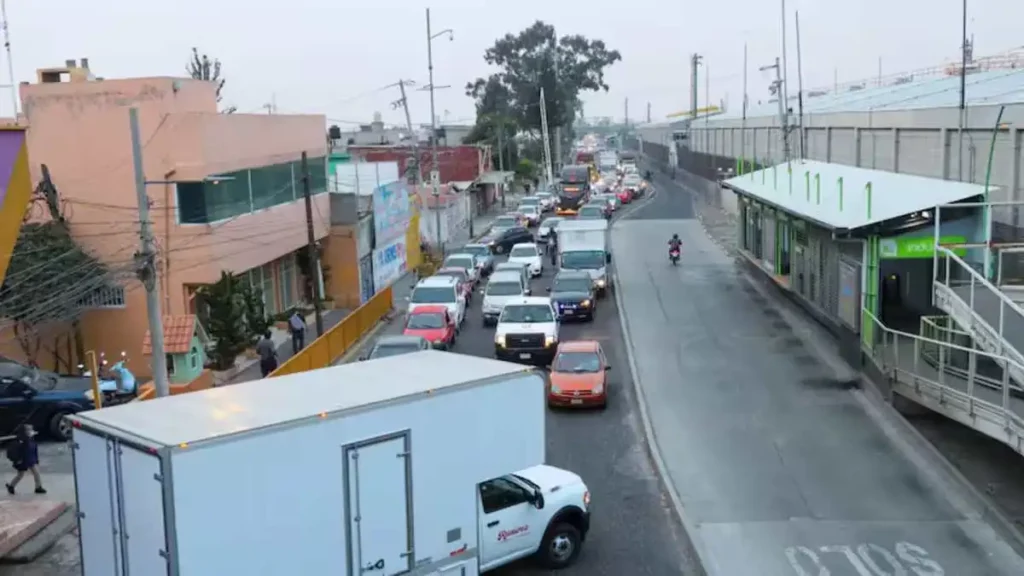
[{"xmin": 481, "ymin": 270, "xmax": 530, "ymax": 326}]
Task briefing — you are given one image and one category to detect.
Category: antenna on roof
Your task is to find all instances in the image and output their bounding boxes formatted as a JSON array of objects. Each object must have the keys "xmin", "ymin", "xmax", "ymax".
[{"xmin": 0, "ymin": 0, "xmax": 17, "ymax": 117}]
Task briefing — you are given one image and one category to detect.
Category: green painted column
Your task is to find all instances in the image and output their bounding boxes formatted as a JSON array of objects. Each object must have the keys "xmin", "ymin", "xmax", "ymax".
[{"xmin": 861, "ymin": 235, "xmax": 881, "ymax": 348}]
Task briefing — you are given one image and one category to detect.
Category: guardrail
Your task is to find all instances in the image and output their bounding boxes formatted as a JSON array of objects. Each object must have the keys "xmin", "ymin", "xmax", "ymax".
[
  {"xmin": 934, "ymin": 246, "xmax": 1024, "ymax": 385},
  {"xmin": 863, "ymin": 309, "xmax": 1024, "ymax": 454},
  {"xmin": 270, "ymin": 286, "xmax": 393, "ymax": 377}
]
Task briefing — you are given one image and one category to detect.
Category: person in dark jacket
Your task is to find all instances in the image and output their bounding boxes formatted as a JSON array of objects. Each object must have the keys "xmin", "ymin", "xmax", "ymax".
[
  {"xmin": 548, "ymin": 230, "xmax": 558, "ymax": 266},
  {"xmin": 256, "ymin": 331, "xmax": 278, "ymax": 378},
  {"xmin": 6, "ymin": 424, "xmax": 46, "ymax": 495}
]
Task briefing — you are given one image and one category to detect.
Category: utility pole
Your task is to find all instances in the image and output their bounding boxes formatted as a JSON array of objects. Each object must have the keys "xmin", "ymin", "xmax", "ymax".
[
  {"xmin": 690, "ymin": 54, "xmax": 702, "ymax": 119},
  {"xmin": 395, "ymin": 79, "xmax": 423, "ymax": 185},
  {"xmin": 760, "ymin": 58, "xmax": 791, "ymax": 162},
  {"xmin": 705, "ymin": 64, "xmax": 710, "ymax": 153},
  {"xmin": 129, "ymin": 108, "xmax": 170, "ymax": 398},
  {"xmin": 624, "ymin": 98, "xmax": 629, "ymax": 127},
  {"xmin": 539, "ymin": 87, "xmax": 554, "ymax": 186},
  {"xmin": 301, "ymin": 151, "xmax": 325, "ymax": 337},
  {"xmin": 425, "ymin": 8, "xmax": 453, "ymax": 250},
  {"xmin": 742, "ymin": 42, "xmax": 748, "ymax": 165},
  {"xmin": 957, "ymin": 0, "xmax": 968, "ymax": 181},
  {"xmin": 0, "ymin": 0, "xmax": 17, "ymax": 116},
  {"xmin": 795, "ymin": 11, "xmax": 806, "ymax": 158},
  {"xmin": 497, "ymin": 121, "xmax": 506, "ymax": 208},
  {"xmin": 780, "ymin": 0, "xmax": 790, "ymax": 110},
  {"xmin": 646, "ymin": 102, "xmax": 651, "ymax": 124}
]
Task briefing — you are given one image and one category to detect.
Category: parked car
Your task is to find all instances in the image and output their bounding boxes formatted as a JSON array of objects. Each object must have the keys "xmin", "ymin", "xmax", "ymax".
[
  {"xmin": 487, "ymin": 226, "xmax": 534, "ymax": 255},
  {"xmin": 402, "ymin": 305, "xmax": 457, "ymax": 350},
  {"xmin": 0, "ymin": 363, "xmax": 96, "ymax": 440},
  {"xmin": 360, "ymin": 335, "xmax": 431, "ymax": 360}
]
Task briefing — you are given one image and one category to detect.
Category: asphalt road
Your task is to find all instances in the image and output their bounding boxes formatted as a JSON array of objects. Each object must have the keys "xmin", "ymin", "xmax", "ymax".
[
  {"xmin": 353, "ymin": 198, "xmax": 701, "ymax": 575},
  {"xmin": 620, "ymin": 168, "xmax": 1024, "ymax": 575}
]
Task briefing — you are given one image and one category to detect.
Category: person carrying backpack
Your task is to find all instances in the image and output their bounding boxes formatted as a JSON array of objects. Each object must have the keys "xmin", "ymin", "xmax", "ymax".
[{"xmin": 6, "ymin": 424, "xmax": 46, "ymax": 495}]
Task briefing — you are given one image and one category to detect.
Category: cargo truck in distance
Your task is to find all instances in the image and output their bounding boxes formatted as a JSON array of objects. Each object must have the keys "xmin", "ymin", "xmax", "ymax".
[
  {"xmin": 68, "ymin": 351, "xmax": 592, "ymax": 576},
  {"xmin": 557, "ymin": 219, "xmax": 611, "ymax": 296}
]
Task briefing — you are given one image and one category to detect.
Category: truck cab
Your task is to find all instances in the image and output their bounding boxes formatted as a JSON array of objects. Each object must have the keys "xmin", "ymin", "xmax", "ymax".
[
  {"xmin": 477, "ymin": 465, "xmax": 591, "ymax": 571},
  {"xmin": 556, "ymin": 165, "xmax": 591, "ymax": 215},
  {"xmin": 494, "ymin": 297, "xmax": 559, "ymax": 366}
]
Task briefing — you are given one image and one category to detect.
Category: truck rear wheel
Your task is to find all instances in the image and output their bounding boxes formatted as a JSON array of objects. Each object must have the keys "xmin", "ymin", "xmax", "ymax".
[{"xmin": 537, "ymin": 522, "xmax": 581, "ymax": 568}]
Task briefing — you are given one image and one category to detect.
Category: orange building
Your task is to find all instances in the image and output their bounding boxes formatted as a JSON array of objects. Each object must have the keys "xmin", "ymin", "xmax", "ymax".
[{"xmin": 0, "ymin": 59, "xmax": 330, "ymax": 376}]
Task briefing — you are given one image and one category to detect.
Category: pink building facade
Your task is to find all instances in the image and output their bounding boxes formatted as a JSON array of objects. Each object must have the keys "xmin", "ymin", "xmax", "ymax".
[{"xmin": 3, "ymin": 60, "xmax": 329, "ymax": 376}]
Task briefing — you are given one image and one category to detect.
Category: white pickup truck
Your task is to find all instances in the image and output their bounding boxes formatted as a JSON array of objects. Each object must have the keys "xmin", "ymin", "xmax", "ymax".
[{"xmin": 69, "ymin": 351, "xmax": 591, "ymax": 576}]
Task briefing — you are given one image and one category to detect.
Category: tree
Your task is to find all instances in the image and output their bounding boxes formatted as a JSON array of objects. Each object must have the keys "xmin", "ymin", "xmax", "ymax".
[
  {"xmin": 240, "ymin": 283, "xmax": 271, "ymax": 346},
  {"xmin": 187, "ymin": 47, "xmax": 236, "ymax": 114},
  {"xmin": 465, "ymin": 21, "xmax": 620, "ymax": 139},
  {"xmin": 199, "ymin": 271, "xmax": 249, "ymax": 370}
]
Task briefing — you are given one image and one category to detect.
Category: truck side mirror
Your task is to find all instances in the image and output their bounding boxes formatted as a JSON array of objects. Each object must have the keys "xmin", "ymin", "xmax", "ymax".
[{"xmin": 606, "ymin": 253, "xmax": 612, "ymax": 263}]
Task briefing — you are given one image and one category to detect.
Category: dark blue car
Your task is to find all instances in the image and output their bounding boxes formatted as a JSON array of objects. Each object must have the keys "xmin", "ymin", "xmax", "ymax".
[{"xmin": 0, "ymin": 364, "xmax": 95, "ymax": 440}]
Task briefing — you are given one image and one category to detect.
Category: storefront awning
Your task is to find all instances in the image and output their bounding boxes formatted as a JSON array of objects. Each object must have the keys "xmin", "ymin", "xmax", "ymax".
[{"xmin": 722, "ymin": 160, "xmax": 991, "ymax": 232}]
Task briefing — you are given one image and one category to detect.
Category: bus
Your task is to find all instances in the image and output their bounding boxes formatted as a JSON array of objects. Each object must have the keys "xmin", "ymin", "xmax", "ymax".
[{"xmin": 556, "ymin": 165, "xmax": 591, "ymax": 215}]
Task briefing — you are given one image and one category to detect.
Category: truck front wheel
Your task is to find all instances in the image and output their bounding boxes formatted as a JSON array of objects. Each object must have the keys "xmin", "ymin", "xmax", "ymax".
[{"xmin": 537, "ymin": 522, "xmax": 581, "ymax": 568}]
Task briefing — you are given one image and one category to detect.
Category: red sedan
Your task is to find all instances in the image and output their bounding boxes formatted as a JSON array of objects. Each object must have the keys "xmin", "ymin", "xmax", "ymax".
[
  {"xmin": 616, "ymin": 187, "xmax": 633, "ymax": 204},
  {"xmin": 403, "ymin": 305, "xmax": 457, "ymax": 350}
]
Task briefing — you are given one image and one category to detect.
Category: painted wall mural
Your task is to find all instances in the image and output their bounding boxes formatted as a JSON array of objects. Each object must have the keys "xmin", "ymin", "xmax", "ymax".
[{"xmin": 0, "ymin": 128, "xmax": 33, "ymax": 285}]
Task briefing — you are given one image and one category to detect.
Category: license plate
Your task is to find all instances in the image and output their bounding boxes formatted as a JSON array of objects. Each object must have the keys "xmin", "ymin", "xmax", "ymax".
[
  {"xmin": 562, "ymin": 309, "xmax": 573, "ymax": 315},
  {"xmin": 570, "ymin": 399, "xmax": 583, "ymax": 405},
  {"xmin": 519, "ymin": 353, "xmax": 532, "ymax": 359}
]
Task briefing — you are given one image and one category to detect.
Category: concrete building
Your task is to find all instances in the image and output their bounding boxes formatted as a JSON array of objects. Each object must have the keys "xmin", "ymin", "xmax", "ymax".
[
  {"xmin": 0, "ymin": 59, "xmax": 329, "ymax": 377},
  {"xmin": 329, "ymin": 112, "xmax": 473, "ymax": 148}
]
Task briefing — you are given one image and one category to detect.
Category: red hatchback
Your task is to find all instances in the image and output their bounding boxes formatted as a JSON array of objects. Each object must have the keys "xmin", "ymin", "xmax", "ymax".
[{"xmin": 403, "ymin": 305, "xmax": 457, "ymax": 349}]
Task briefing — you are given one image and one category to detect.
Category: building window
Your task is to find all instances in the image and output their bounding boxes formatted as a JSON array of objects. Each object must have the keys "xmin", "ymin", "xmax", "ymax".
[
  {"xmin": 261, "ymin": 263, "xmax": 277, "ymax": 315},
  {"xmin": 190, "ymin": 347, "xmax": 199, "ymax": 370},
  {"xmin": 78, "ymin": 286, "xmax": 126, "ymax": 309},
  {"xmin": 176, "ymin": 156, "xmax": 328, "ymax": 224},
  {"xmin": 166, "ymin": 354, "xmax": 176, "ymax": 376}
]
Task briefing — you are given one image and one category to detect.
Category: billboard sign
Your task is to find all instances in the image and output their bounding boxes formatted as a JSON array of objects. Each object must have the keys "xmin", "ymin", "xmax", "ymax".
[
  {"xmin": 373, "ymin": 181, "xmax": 412, "ymax": 245},
  {"xmin": 0, "ymin": 128, "xmax": 32, "ymax": 286}
]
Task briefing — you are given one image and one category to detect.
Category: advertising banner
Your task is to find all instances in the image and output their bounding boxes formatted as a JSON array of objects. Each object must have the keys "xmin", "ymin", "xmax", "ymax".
[
  {"xmin": 0, "ymin": 128, "xmax": 32, "ymax": 286},
  {"xmin": 879, "ymin": 235, "xmax": 966, "ymax": 259},
  {"xmin": 373, "ymin": 181, "xmax": 412, "ymax": 245},
  {"xmin": 372, "ymin": 236, "xmax": 407, "ymax": 292}
]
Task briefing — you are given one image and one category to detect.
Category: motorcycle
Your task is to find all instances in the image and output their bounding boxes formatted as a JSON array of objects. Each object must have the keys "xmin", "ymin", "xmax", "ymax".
[
  {"xmin": 79, "ymin": 351, "xmax": 138, "ymax": 405},
  {"xmin": 669, "ymin": 247, "xmax": 680, "ymax": 265}
]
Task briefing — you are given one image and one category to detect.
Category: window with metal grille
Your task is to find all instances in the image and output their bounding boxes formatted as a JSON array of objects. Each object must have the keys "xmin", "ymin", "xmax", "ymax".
[{"xmin": 78, "ymin": 286, "xmax": 126, "ymax": 309}]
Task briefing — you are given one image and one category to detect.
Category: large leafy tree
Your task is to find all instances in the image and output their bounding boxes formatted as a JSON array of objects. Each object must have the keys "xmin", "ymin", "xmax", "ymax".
[
  {"xmin": 466, "ymin": 21, "xmax": 621, "ymax": 140},
  {"xmin": 187, "ymin": 47, "xmax": 236, "ymax": 114}
]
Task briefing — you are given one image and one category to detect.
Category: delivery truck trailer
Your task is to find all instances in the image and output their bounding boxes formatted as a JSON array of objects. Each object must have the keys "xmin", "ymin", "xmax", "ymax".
[{"xmin": 69, "ymin": 351, "xmax": 591, "ymax": 576}]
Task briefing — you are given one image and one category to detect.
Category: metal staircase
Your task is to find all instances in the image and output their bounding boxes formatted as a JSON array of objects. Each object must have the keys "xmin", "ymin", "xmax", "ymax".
[{"xmin": 932, "ymin": 246, "xmax": 1024, "ymax": 390}]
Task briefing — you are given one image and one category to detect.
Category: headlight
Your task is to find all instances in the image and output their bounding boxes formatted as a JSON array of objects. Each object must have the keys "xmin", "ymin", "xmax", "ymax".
[
  {"xmin": 581, "ymin": 299, "xmax": 591, "ymax": 308},
  {"xmin": 545, "ymin": 335, "xmax": 556, "ymax": 347},
  {"xmin": 495, "ymin": 335, "xmax": 506, "ymax": 347},
  {"xmin": 592, "ymin": 383, "xmax": 604, "ymax": 394},
  {"xmin": 596, "ymin": 279, "xmax": 606, "ymax": 287},
  {"xmin": 550, "ymin": 384, "xmax": 562, "ymax": 394}
]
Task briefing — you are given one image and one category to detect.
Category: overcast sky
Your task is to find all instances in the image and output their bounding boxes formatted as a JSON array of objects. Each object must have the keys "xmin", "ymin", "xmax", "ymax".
[{"xmin": 8, "ymin": 0, "xmax": 1022, "ymax": 127}]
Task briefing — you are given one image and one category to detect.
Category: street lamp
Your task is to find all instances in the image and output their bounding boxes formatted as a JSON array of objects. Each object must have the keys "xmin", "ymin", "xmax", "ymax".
[{"xmin": 426, "ymin": 7, "xmax": 453, "ymax": 251}]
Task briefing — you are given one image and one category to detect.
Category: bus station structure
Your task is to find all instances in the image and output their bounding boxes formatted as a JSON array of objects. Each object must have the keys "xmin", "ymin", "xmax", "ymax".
[{"xmin": 722, "ymin": 159, "xmax": 1024, "ymax": 455}]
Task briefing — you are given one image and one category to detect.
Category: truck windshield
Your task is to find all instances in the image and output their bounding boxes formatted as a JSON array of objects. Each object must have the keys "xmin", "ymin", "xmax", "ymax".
[
  {"xmin": 486, "ymin": 282, "xmax": 522, "ymax": 296},
  {"xmin": 500, "ymin": 305, "xmax": 554, "ymax": 323},
  {"xmin": 411, "ymin": 287, "xmax": 455, "ymax": 303},
  {"xmin": 553, "ymin": 277, "xmax": 592, "ymax": 293},
  {"xmin": 407, "ymin": 313, "xmax": 446, "ymax": 329},
  {"xmin": 561, "ymin": 250, "xmax": 605, "ymax": 270},
  {"xmin": 553, "ymin": 351, "xmax": 601, "ymax": 373}
]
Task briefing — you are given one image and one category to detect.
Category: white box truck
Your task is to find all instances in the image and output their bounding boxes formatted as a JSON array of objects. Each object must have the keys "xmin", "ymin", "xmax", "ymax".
[
  {"xmin": 557, "ymin": 219, "xmax": 611, "ymax": 295},
  {"xmin": 69, "ymin": 351, "xmax": 592, "ymax": 576}
]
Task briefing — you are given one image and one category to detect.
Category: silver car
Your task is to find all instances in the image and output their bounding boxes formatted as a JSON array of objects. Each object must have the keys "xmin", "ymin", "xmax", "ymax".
[{"xmin": 460, "ymin": 243, "xmax": 495, "ymax": 275}]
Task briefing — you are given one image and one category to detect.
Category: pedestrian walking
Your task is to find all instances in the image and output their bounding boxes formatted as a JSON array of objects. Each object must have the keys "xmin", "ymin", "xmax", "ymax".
[
  {"xmin": 257, "ymin": 331, "xmax": 278, "ymax": 378},
  {"xmin": 5, "ymin": 424, "xmax": 46, "ymax": 495},
  {"xmin": 288, "ymin": 311, "xmax": 306, "ymax": 354}
]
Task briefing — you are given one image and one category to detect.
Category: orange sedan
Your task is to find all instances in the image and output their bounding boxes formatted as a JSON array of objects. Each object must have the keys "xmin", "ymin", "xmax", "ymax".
[{"xmin": 547, "ymin": 341, "xmax": 611, "ymax": 409}]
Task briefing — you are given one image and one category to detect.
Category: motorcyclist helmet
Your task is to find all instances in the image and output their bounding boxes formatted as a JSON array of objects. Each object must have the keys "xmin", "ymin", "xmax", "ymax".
[{"xmin": 672, "ymin": 233, "xmax": 679, "ymax": 240}]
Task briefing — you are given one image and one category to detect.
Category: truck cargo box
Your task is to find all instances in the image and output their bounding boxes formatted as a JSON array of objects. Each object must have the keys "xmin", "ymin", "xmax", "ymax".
[{"xmin": 69, "ymin": 351, "xmax": 547, "ymax": 576}]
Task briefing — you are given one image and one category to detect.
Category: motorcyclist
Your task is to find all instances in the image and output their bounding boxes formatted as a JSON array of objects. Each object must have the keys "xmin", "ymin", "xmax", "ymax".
[
  {"xmin": 645, "ymin": 170, "xmax": 652, "ymax": 181},
  {"xmin": 668, "ymin": 233, "xmax": 682, "ymax": 253}
]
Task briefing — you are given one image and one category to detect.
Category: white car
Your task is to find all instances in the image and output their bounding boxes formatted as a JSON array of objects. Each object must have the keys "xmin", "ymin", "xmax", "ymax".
[
  {"xmin": 518, "ymin": 204, "xmax": 542, "ymax": 226},
  {"xmin": 407, "ymin": 275, "xmax": 466, "ymax": 328},
  {"xmin": 494, "ymin": 297, "xmax": 560, "ymax": 366},
  {"xmin": 442, "ymin": 253, "xmax": 480, "ymax": 285},
  {"xmin": 537, "ymin": 216, "xmax": 564, "ymax": 240},
  {"xmin": 508, "ymin": 243, "xmax": 543, "ymax": 277},
  {"xmin": 536, "ymin": 192, "xmax": 555, "ymax": 211},
  {"xmin": 493, "ymin": 261, "xmax": 531, "ymax": 288},
  {"xmin": 481, "ymin": 270, "xmax": 531, "ymax": 326}
]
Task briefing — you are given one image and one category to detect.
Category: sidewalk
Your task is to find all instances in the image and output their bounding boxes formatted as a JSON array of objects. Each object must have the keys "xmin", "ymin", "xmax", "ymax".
[{"xmin": 224, "ymin": 308, "xmax": 349, "ymax": 384}]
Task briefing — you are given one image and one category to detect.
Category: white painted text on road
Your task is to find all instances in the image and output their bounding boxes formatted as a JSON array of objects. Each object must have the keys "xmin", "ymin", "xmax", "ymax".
[{"xmin": 785, "ymin": 542, "xmax": 944, "ymax": 576}]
